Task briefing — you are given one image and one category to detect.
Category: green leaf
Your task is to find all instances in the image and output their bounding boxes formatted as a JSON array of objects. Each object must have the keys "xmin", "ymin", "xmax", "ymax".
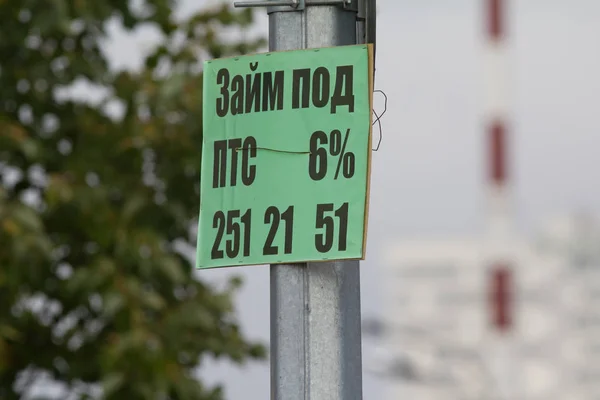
[
  {"xmin": 10, "ymin": 204, "xmax": 43, "ymax": 233},
  {"xmin": 121, "ymin": 193, "xmax": 147, "ymax": 224},
  {"xmin": 157, "ymin": 256, "xmax": 186, "ymax": 284},
  {"xmin": 102, "ymin": 372, "xmax": 126, "ymax": 397},
  {"xmin": 0, "ymin": 325, "xmax": 20, "ymax": 341},
  {"xmin": 142, "ymin": 290, "xmax": 166, "ymax": 311},
  {"xmin": 103, "ymin": 291, "xmax": 125, "ymax": 317}
]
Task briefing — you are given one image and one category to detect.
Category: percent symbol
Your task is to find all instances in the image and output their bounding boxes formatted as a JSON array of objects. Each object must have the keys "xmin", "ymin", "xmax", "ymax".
[
  {"xmin": 330, "ymin": 129, "xmax": 355, "ymax": 180},
  {"xmin": 308, "ymin": 129, "xmax": 356, "ymax": 181}
]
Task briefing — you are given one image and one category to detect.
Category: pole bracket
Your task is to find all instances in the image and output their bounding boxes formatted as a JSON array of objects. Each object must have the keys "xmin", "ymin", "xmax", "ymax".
[{"xmin": 233, "ymin": 0, "xmax": 356, "ymax": 12}]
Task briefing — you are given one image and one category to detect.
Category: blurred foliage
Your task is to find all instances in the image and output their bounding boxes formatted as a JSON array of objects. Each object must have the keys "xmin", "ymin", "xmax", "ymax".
[{"xmin": 0, "ymin": 0, "xmax": 266, "ymax": 399}]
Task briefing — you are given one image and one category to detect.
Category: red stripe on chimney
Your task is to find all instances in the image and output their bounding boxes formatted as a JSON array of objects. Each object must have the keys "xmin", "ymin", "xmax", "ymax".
[
  {"xmin": 489, "ymin": 265, "xmax": 512, "ymax": 332},
  {"xmin": 488, "ymin": 0, "xmax": 504, "ymax": 40},
  {"xmin": 490, "ymin": 120, "xmax": 506, "ymax": 185}
]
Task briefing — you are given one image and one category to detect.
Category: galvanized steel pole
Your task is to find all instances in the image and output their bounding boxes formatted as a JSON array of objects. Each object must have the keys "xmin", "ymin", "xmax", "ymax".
[
  {"xmin": 268, "ymin": 4, "xmax": 363, "ymax": 400},
  {"xmin": 230, "ymin": 1, "xmax": 365, "ymax": 399}
]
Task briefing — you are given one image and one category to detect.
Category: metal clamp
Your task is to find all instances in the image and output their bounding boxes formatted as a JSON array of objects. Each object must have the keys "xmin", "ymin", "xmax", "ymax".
[{"xmin": 234, "ymin": 0, "xmax": 305, "ymax": 10}]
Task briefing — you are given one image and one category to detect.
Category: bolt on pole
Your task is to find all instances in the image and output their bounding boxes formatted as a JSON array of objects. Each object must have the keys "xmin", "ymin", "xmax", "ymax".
[{"xmin": 232, "ymin": 1, "xmax": 375, "ymax": 399}]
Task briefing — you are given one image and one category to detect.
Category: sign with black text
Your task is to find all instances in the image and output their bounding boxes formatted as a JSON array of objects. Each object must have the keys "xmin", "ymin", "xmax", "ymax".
[{"xmin": 196, "ymin": 45, "xmax": 373, "ymax": 268}]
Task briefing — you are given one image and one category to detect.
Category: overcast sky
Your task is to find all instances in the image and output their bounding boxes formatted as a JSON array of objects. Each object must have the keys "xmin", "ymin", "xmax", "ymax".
[{"xmin": 104, "ymin": 1, "xmax": 600, "ymax": 398}]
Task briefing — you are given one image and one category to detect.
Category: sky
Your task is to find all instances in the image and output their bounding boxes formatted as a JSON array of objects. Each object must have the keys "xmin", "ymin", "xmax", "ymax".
[{"xmin": 104, "ymin": 0, "xmax": 600, "ymax": 399}]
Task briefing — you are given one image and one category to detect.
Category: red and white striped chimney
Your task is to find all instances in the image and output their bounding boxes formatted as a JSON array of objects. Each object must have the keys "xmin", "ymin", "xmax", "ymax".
[
  {"xmin": 484, "ymin": 0, "xmax": 514, "ymax": 336},
  {"xmin": 483, "ymin": 3, "xmax": 520, "ymax": 396}
]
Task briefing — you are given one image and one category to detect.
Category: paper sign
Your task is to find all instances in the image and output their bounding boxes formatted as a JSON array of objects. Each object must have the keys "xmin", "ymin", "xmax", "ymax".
[{"xmin": 196, "ymin": 44, "xmax": 373, "ymax": 269}]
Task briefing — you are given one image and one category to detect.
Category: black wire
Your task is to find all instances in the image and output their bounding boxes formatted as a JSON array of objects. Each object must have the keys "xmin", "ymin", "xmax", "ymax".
[
  {"xmin": 372, "ymin": 89, "xmax": 387, "ymax": 151},
  {"xmin": 235, "ymin": 147, "xmax": 310, "ymax": 154}
]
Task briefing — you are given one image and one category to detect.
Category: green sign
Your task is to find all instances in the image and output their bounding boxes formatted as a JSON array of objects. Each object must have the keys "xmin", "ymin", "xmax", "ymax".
[{"xmin": 196, "ymin": 44, "xmax": 374, "ymax": 269}]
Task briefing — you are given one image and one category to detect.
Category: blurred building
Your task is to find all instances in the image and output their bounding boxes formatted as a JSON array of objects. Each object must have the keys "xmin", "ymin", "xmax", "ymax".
[{"xmin": 379, "ymin": 213, "xmax": 600, "ymax": 399}]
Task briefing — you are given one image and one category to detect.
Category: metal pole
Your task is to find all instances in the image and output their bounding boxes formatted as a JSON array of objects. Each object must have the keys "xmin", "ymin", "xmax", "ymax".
[{"xmin": 267, "ymin": 3, "xmax": 363, "ymax": 400}]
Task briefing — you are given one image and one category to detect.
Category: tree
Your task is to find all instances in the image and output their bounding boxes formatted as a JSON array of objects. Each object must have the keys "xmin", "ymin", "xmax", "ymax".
[{"xmin": 0, "ymin": 1, "xmax": 266, "ymax": 399}]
